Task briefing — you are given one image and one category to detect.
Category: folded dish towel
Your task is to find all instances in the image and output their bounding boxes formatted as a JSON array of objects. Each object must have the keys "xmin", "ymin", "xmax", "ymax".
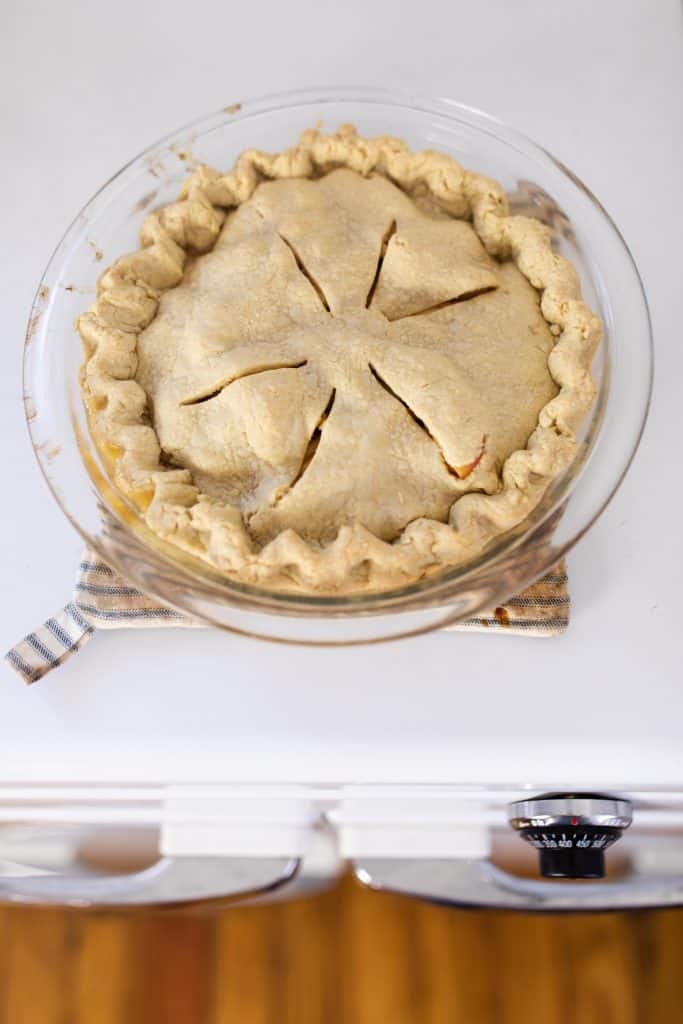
[{"xmin": 5, "ymin": 553, "xmax": 569, "ymax": 684}]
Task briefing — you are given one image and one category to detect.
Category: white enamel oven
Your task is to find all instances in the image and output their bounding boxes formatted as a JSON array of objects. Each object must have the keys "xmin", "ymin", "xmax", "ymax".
[{"xmin": 3, "ymin": 783, "xmax": 683, "ymax": 912}]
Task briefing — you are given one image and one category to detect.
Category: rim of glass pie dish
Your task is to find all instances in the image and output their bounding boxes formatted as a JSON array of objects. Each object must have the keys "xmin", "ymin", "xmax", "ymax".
[{"xmin": 23, "ymin": 86, "xmax": 653, "ymax": 642}]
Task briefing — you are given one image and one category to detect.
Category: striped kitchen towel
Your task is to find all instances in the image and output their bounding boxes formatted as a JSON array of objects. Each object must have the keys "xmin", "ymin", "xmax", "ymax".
[{"xmin": 5, "ymin": 554, "xmax": 569, "ymax": 684}]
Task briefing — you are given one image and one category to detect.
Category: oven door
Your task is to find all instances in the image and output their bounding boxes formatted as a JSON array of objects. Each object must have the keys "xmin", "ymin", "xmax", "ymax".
[{"xmin": 2, "ymin": 786, "xmax": 683, "ymax": 911}]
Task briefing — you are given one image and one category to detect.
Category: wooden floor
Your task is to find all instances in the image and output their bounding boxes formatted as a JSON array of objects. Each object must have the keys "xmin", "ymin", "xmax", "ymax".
[{"xmin": 1, "ymin": 874, "xmax": 682, "ymax": 1023}]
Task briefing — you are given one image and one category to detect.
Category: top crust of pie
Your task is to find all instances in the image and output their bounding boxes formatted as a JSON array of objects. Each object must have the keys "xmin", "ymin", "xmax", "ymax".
[{"xmin": 77, "ymin": 125, "xmax": 601, "ymax": 593}]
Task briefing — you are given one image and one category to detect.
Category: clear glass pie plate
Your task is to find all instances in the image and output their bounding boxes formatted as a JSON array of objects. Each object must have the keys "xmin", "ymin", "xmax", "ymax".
[{"xmin": 23, "ymin": 87, "xmax": 653, "ymax": 644}]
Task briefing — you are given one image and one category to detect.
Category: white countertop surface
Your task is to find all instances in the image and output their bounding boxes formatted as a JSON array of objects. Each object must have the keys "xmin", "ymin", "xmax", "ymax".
[{"xmin": 1, "ymin": 0, "xmax": 681, "ymax": 786}]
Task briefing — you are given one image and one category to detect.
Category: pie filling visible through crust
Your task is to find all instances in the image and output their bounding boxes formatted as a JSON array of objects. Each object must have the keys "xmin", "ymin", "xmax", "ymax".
[{"xmin": 77, "ymin": 125, "xmax": 601, "ymax": 593}]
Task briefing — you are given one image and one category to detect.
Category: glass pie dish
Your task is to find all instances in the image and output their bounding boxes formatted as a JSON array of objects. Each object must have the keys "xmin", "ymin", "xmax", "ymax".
[{"xmin": 23, "ymin": 87, "xmax": 653, "ymax": 644}]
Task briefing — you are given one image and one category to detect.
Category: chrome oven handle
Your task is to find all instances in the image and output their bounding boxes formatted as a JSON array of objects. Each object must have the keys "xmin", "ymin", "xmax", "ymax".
[
  {"xmin": 353, "ymin": 858, "xmax": 683, "ymax": 912},
  {"xmin": 0, "ymin": 856, "xmax": 299, "ymax": 908}
]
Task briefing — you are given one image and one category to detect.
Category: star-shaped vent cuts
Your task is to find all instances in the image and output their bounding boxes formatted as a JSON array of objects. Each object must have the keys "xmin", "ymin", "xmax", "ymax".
[{"xmin": 135, "ymin": 168, "xmax": 558, "ymax": 545}]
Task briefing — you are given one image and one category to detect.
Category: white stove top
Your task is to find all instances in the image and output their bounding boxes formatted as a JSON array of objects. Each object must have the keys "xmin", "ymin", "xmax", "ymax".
[{"xmin": 1, "ymin": 0, "xmax": 681, "ymax": 788}]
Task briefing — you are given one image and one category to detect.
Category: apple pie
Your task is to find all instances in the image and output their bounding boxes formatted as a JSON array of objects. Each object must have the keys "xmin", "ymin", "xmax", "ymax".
[{"xmin": 77, "ymin": 125, "xmax": 600, "ymax": 592}]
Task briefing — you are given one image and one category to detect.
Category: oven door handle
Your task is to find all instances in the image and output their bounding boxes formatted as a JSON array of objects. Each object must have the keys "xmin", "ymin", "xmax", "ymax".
[
  {"xmin": 0, "ymin": 856, "xmax": 299, "ymax": 908},
  {"xmin": 353, "ymin": 857, "xmax": 683, "ymax": 912}
]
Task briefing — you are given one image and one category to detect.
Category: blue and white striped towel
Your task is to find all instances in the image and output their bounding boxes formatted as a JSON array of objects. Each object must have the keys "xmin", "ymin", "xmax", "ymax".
[{"xmin": 5, "ymin": 553, "xmax": 569, "ymax": 684}]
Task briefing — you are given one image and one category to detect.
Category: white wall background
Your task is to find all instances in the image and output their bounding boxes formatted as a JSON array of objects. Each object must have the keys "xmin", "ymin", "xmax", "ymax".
[{"xmin": 0, "ymin": 0, "xmax": 681, "ymax": 784}]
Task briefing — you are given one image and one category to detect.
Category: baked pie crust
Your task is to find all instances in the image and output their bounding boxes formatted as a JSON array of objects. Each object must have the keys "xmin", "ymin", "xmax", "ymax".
[{"xmin": 78, "ymin": 125, "xmax": 601, "ymax": 593}]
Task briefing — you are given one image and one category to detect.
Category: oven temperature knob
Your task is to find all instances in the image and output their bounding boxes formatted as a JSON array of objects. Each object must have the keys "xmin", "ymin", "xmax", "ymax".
[{"xmin": 508, "ymin": 793, "xmax": 633, "ymax": 879}]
